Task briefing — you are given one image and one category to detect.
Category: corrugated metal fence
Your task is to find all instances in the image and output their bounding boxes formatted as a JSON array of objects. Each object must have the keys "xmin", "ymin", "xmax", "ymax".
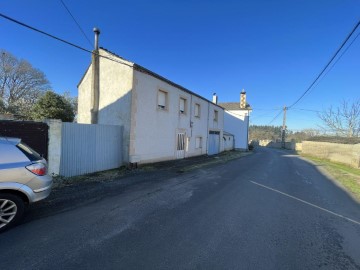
[{"xmin": 59, "ymin": 123, "xmax": 123, "ymax": 177}]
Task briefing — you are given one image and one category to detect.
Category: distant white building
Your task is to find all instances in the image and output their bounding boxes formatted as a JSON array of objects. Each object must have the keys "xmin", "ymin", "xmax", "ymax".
[
  {"xmin": 219, "ymin": 90, "xmax": 251, "ymax": 151},
  {"xmin": 77, "ymin": 48, "xmax": 225, "ymax": 164}
]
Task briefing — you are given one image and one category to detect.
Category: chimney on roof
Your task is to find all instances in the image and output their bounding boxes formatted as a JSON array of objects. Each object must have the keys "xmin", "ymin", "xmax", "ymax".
[
  {"xmin": 212, "ymin": 93, "xmax": 218, "ymax": 104},
  {"xmin": 240, "ymin": 89, "xmax": 246, "ymax": 109},
  {"xmin": 93, "ymin": 28, "xmax": 100, "ymax": 50}
]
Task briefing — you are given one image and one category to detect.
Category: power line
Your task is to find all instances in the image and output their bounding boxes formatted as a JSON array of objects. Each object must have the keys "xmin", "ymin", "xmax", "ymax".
[
  {"xmin": 250, "ymin": 108, "xmax": 281, "ymax": 111},
  {"xmin": 59, "ymin": 0, "xmax": 93, "ymax": 48},
  {"xmin": 268, "ymin": 109, "xmax": 283, "ymax": 125},
  {"xmin": 291, "ymin": 108, "xmax": 321, "ymax": 113},
  {"xmin": 0, "ymin": 13, "xmax": 133, "ymax": 68},
  {"xmin": 288, "ymin": 19, "xmax": 360, "ymax": 109}
]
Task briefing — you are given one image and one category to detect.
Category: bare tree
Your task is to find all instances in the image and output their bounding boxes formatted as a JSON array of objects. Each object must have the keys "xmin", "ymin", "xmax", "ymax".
[
  {"xmin": 318, "ymin": 99, "xmax": 360, "ymax": 137},
  {"xmin": 0, "ymin": 49, "xmax": 49, "ymax": 116}
]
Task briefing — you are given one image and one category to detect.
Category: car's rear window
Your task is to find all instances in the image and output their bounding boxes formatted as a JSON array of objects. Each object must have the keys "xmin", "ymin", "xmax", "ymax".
[{"xmin": 16, "ymin": 142, "xmax": 42, "ymax": 162}]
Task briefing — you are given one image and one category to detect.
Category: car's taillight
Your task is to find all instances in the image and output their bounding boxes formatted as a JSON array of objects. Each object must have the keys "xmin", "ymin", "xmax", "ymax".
[{"xmin": 26, "ymin": 163, "xmax": 47, "ymax": 176}]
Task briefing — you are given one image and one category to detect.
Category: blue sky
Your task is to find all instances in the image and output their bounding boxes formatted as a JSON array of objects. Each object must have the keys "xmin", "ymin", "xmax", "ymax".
[{"xmin": 1, "ymin": 0, "xmax": 359, "ymax": 130}]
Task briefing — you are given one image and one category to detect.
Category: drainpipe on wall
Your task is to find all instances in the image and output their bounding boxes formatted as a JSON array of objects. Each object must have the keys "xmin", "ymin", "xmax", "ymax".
[{"xmin": 91, "ymin": 27, "xmax": 100, "ymax": 124}]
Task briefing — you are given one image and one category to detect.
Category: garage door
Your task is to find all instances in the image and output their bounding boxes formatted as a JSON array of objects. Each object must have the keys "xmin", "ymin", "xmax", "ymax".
[{"xmin": 208, "ymin": 131, "xmax": 220, "ymax": 155}]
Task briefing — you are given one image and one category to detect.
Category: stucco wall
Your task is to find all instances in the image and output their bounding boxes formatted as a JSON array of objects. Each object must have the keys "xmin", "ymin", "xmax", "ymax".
[
  {"xmin": 224, "ymin": 134, "xmax": 234, "ymax": 151},
  {"xmin": 302, "ymin": 141, "xmax": 360, "ymax": 168},
  {"xmin": 223, "ymin": 110, "xmax": 249, "ymax": 150},
  {"xmin": 77, "ymin": 66, "xmax": 92, "ymax": 124},
  {"xmin": 131, "ymin": 70, "xmax": 224, "ymax": 163},
  {"xmin": 45, "ymin": 119, "xmax": 62, "ymax": 175},
  {"xmin": 77, "ymin": 49, "xmax": 134, "ymax": 162}
]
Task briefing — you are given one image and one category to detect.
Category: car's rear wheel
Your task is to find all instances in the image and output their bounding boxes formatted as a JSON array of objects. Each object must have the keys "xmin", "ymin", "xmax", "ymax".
[{"xmin": 0, "ymin": 193, "xmax": 25, "ymax": 233}]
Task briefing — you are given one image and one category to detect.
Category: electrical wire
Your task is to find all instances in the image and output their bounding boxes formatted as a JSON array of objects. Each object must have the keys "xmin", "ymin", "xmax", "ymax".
[
  {"xmin": 268, "ymin": 109, "xmax": 283, "ymax": 125},
  {"xmin": 288, "ymin": 19, "xmax": 360, "ymax": 109},
  {"xmin": 0, "ymin": 13, "xmax": 134, "ymax": 68},
  {"xmin": 291, "ymin": 108, "xmax": 321, "ymax": 113},
  {"xmin": 59, "ymin": 0, "xmax": 93, "ymax": 48}
]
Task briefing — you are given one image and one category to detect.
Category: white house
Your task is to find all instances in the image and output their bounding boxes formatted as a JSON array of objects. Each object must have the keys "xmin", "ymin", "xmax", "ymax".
[
  {"xmin": 77, "ymin": 48, "xmax": 225, "ymax": 164},
  {"xmin": 219, "ymin": 90, "xmax": 251, "ymax": 151}
]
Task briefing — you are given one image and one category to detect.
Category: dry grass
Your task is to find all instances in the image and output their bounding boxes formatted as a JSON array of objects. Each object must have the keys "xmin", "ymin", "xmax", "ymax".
[{"xmin": 301, "ymin": 154, "xmax": 360, "ymax": 200}]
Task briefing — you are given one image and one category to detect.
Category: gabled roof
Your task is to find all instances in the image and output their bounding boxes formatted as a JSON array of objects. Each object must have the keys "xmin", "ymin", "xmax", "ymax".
[
  {"xmin": 79, "ymin": 47, "xmax": 224, "ymax": 110},
  {"xmin": 219, "ymin": 102, "xmax": 252, "ymax": 111}
]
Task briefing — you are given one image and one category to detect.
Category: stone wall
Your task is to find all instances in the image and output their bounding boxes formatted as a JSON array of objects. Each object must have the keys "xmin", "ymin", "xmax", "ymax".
[
  {"xmin": 301, "ymin": 141, "xmax": 360, "ymax": 168},
  {"xmin": 255, "ymin": 140, "xmax": 296, "ymax": 150}
]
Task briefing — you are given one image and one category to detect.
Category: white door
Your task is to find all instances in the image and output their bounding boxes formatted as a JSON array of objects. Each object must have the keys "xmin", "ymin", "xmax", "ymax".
[{"xmin": 176, "ymin": 133, "xmax": 185, "ymax": 159}]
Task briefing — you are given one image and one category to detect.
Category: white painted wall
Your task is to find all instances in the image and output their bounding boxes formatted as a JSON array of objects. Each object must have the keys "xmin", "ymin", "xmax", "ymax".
[
  {"xmin": 78, "ymin": 49, "xmax": 225, "ymax": 164},
  {"xmin": 44, "ymin": 119, "xmax": 62, "ymax": 175},
  {"xmin": 131, "ymin": 70, "xmax": 224, "ymax": 163},
  {"xmin": 224, "ymin": 110, "xmax": 249, "ymax": 150},
  {"xmin": 223, "ymin": 134, "xmax": 234, "ymax": 151},
  {"xmin": 77, "ymin": 49, "xmax": 134, "ymax": 162}
]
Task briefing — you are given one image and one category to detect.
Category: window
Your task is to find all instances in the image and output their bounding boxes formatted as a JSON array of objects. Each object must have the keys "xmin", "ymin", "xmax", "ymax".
[
  {"xmin": 214, "ymin": 110, "xmax": 218, "ymax": 122},
  {"xmin": 158, "ymin": 90, "xmax": 167, "ymax": 110},
  {"xmin": 194, "ymin": 103, "xmax": 200, "ymax": 118},
  {"xmin": 179, "ymin": 97, "xmax": 187, "ymax": 114},
  {"xmin": 195, "ymin": 137, "xmax": 202, "ymax": 149}
]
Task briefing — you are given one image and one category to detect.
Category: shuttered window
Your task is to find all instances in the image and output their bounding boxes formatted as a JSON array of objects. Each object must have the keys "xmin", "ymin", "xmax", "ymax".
[
  {"xmin": 214, "ymin": 110, "xmax": 218, "ymax": 121},
  {"xmin": 180, "ymin": 98, "xmax": 186, "ymax": 114},
  {"xmin": 158, "ymin": 90, "xmax": 167, "ymax": 109},
  {"xmin": 194, "ymin": 103, "xmax": 200, "ymax": 117}
]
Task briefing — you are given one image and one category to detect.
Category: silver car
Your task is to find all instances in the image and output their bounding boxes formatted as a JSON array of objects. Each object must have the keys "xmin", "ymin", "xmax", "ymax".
[{"xmin": 0, "ymin": 137, "xmax": 52, "ymax": 232}]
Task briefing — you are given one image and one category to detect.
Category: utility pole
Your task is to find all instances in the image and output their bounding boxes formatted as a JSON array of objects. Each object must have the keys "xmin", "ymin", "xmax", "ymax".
[{"xmin": 281, "ymin": 106, "xmax": 287, "ymax": 148}]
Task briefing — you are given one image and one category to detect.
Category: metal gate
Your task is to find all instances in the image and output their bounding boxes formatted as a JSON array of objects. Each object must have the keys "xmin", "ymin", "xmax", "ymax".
[
  {"xmin": 176, "ymin": 133, "xmax": 186, "ymax": 159},
  {"xmin": 208, "ymin": 130, "xmax": 220, "ymax": 155},
  {"xmin": 0, "ymin": 120, "xmax": 49, "ymax": 159}
]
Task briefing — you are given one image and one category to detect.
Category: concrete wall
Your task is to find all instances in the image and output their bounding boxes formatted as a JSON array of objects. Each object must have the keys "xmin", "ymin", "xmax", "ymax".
[
  {"xmin": 130, "ymin": 69, "xmax": 224, "ymax": 164},
  {"xmin": 301, "ymin": 141, "xmax": 360, "ymax": 168},
  {"xmin": 224, "ymin": 134, "xmax": 234, "ymax": 151},
  {"xmin": 45, "ymin": 119, "xmax": 62, "ymax": 175},
  {"xmin": 255, "ymin": 140, "xmax": 295, "ymax": 150},
  {"xmin": 223, "ymin": 110, "xmax": 249, "ymax": 150},
  {"xmin": 77, "ymin": 49, "xmax": 134, "ymax": 162}
]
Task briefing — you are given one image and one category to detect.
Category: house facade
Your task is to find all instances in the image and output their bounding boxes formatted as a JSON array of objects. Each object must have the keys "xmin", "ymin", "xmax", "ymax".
[
  {"xmin": 78, "ymin": 48, "xmax": 225, "ymax": 164},
  {"xmin": 219, "ymin": 90, "xmax": 251, "ymax": 151}
]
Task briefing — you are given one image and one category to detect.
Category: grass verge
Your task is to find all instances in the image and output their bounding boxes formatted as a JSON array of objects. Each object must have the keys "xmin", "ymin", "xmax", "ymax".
[{"xmin": 301, "ymin": 154, "xmax": 360, "ymax": 200}]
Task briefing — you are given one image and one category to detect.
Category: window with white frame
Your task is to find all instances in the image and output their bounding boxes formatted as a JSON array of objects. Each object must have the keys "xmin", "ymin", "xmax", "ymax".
[
  {"xmin": 214, "ymin": 110, "xmax": 218, "ymax": 122},
  {"xmin": 195, "ymin": 137, "xmax": 202, "ymax": 149},
  {"xmin": 194, "ymin": 103, "xmax": 200, "ymax": 118},
  {"xmin": 158, "ymin": 90, "xmax": 167, "ymax": 110},
  {"xmin": 179, "ymin": 97, "xmax": 187, "ymax": 114}
]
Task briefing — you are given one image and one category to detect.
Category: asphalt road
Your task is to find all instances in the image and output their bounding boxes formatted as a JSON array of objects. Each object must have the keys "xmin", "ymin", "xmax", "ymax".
[{"xmin": 1, "ymin": 148, "xmax": 360, "ymax": 270}]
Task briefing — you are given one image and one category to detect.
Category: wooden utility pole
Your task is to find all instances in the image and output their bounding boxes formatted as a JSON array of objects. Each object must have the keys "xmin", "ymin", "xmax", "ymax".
[{"xmin": 281, "ymin": 106, "xmax": 287, "ymax": 148}]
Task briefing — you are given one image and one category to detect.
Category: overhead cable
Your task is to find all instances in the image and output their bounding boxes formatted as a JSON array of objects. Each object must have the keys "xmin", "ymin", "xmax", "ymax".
[
  {"xmin": 0, "ymin": 13, "xmax": 133, "ymax": 68},
  {"xmin": 59, "ymin": 0, "xmax": 93, "ymax": 47},
  {"xmin": 288, "ymin": 19, "xmax": 360, "ymax": 109}
]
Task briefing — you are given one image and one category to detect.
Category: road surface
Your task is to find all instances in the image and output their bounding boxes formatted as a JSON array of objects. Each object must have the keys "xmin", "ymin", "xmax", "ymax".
[{"xmin": 1, "ymin": 148, "xmax": 360, "ymax": 269}]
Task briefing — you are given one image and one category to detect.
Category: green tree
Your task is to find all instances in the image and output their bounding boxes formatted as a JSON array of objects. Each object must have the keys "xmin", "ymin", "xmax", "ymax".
[
  {"xmin": 31, "ymin": 91, "xmax": 74, "ymax": 122},
  {"xmin": 0, "ymin": 49, "xmax": 49, "ymax": 116}
]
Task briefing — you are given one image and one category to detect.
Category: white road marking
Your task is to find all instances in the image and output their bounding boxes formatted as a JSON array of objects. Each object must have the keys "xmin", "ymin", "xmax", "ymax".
[{"xmin": 250, "ymin": 180, "xmax": 360, "ymax": 226}]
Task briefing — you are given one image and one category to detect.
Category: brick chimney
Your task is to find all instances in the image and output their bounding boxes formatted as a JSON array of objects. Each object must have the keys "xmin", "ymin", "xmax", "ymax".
[{"xmin": 240, "ymin": 89, "xmax": 246, "ymax": 109}]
